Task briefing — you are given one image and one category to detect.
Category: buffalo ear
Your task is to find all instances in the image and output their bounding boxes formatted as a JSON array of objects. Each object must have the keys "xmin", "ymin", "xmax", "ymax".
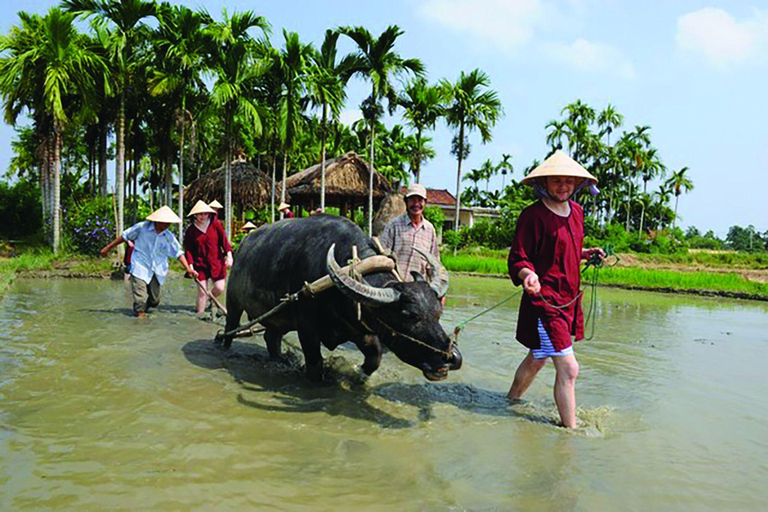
[{"xmin": 410, "ymin": 271, "xmax": 426, "ymax": 282}]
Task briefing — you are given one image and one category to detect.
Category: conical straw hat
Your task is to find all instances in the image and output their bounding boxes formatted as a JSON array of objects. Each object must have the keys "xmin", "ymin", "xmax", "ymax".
[
  {"xmin": 521, "ymin": 150, "xmax": 597, "ymax": 185},
  {"xmin": 241, "ymin": 221, "xmax": 257, "ymax": 231},
  {"xmin": 146, "ymin": 205, "xmax": 182, "ymax": 224},
  {"xmin": 188, "ymin": 200, "xmax": 216, "ymax": 216},
  {"xmin": 277, "ymin": 202, "xmax": 290, "ymax": 211},
  {"xmin": 208, "ymin": 199, "xmax": 223, "ymax": 209}
]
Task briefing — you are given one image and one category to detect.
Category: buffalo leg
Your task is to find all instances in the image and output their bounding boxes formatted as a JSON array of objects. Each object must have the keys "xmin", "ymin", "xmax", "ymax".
[
  {"xmin": 298, "ymin": 329, "xmax": 324, "ymax": 382},
  {"xmin": 218, "ymin": 300, "xmax": 244, "ymax": 350},
  {"xmin": 354, "ymin": 334, "xmax": 382, "ymax": 376},
  {"xmin": 264, "ymin": 329, "xmax": 284, "ymax": 359}
]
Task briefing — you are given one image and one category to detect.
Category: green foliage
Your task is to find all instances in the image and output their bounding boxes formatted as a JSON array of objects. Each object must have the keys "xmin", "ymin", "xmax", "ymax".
[
  {"xmin": 584, "ymin": 222, "xmax": 632, "ymax": 252},
  {"xmin": 423, "ymin": 205, "xmax": 445, "ymax": 233},
  {"xmin": 0, "ymin": 179, "xmax": 43, "ymax": 239},
  {"xmin": 64, "ymin": 197, "xmax": 116, "ymax": 256},
  {"xmin": 726, "ymin": 225, "xmax": 765, "ymax": 252}
]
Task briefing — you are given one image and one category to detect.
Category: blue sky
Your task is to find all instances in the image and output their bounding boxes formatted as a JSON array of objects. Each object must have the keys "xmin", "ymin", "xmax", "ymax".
[{"xmin": 1, "ymin": 0, "xmax": 766, "ymax": 237}]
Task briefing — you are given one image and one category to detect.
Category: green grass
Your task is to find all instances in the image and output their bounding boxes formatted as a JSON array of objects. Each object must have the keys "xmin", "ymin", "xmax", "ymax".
[
  {"xmin": 0, "ymin": 249, "xmax": 113, "ymax": 297},
  {"xmin": 597, "ymin": 266, "xmax": 768, "ymax": 296},
  {"xmin": 442, "ymin": 253, "xmax": 508, "ymax": 275},
  {"xmin": 632, "ymin": 251, "xmax": 768, "ymax": 269}
]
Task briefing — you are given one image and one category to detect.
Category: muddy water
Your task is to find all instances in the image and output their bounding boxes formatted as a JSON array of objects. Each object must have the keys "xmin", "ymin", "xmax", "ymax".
[{"xmin": 1, "ymin": 276, "xmax": 767, "ymax": 510}]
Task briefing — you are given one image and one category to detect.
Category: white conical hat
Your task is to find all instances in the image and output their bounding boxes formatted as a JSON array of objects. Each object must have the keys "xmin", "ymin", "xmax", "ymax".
[
  {"xmin": 188, "ymin": 200, "xmax": 216, "ymax": 216},
  {"xmin": 241, "ymin": 221, "xmax": 257, "ymax": 231},
  {"xmin": 521, "ymin": 150, "xmax": 597, "ymax": 185},
  {"xmin": 208, "ymin": 199, "xmax": 223, "ymax": 209},
  {"xmin": 146, "ymin": 205, "xmax": 182, "ymax": 224},
  {"xmin": 277, "ymin": 202, "xmax": 290, "ymax": 211}
]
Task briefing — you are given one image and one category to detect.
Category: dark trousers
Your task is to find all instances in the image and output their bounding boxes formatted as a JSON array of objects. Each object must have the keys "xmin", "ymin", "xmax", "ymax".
[{"xmin": 131, "ymin": 274, "xmax": 161, "ymax": 314}]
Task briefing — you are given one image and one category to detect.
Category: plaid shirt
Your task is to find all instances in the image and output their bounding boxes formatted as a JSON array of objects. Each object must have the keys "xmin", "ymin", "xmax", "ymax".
[{"xmin": 379, "ymin": 214, "xmax": 440, "ymax": 281}]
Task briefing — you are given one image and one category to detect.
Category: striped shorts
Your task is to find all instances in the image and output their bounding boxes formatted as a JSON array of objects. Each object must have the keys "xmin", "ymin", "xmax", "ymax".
[{"xmin": 531, "ymin": 319, "xmax": 574, "ymax": 360}]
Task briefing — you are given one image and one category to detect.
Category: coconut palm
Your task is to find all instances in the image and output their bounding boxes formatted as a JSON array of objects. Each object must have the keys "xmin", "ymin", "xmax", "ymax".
[
  {"xmin": 440, "ymin": 69, "xmax": 502, "ymax": 230},
  {"xmin": 149, "ymin": 4, "xmax": 212, "ymax": 233},
  {"xmin": 398, "ymin": 77, "xmax": 443, "ymax": 183},
  {"xmin": 339, "ymin": 25, "xmax": 424, "ymax": 235},
  {"xmin": 207, "ymin": 9, "xmax": 270, "ymax": 237},
  {"xmin": 63, "ymin": 0, "xmax": 158, "ymax": 239},
  {"xmin": 665, "ymin": 166, "xmax": 694, "ymax": 242},
  {"xmin": 0, "ymin": 8, "xmax": 109, "ymax": 253}
]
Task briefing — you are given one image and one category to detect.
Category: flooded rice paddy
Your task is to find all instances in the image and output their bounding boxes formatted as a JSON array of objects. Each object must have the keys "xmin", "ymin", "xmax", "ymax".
[{"xmin": 1, "ymin": 275, "xmax": 767, "ymax": 510}]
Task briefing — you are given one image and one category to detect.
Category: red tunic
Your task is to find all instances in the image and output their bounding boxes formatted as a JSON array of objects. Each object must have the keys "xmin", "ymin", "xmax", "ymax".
[
  {"xmin": 184, "ymin": 218, "xmax": 232, "ymax": 281},
  {"xmin": 507, "ymin": 200, "xmax": 585, "ymax": 351}
]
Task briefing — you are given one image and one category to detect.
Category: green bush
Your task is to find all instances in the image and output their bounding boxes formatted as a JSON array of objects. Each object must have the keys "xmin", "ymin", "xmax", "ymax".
[
  {"xmin": 65, "ymin": 197, "xmax": 116, "ymax": 255},
  {"xmin": 0, "ymin": 179, "xmax": 43, "ymax": 239},
  {"xmin": 423, "ymin": 206, "xmax": 445, "ymax": 234}
]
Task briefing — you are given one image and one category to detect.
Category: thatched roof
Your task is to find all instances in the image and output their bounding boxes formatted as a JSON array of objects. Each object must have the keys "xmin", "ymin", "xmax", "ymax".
[
  {"xmin": 283, "ymin": 152, "xmax": 392, "ymax": 201},
  {"xmin": 185, "ymin": 158, "xmax": 284, "ymax": 210}
]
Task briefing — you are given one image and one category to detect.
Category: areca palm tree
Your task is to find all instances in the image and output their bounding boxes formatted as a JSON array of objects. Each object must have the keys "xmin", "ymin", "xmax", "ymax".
[
  {"xmin": 307, "ymin": 29, "xmax": 357, "ymax": 211},
  {"xmin": 149, "ymin": 4, "xmax": 212, "ymax": 233},
  {"xmin": 440, "ymin": 69, "xmax": 502, "ymax": 229},
  {"xmin": 207, "ymin": 9, "xmax": 269, "ymax": 237},
  {"xmin": 398, "ymin": 77, "xmax": 443, "ymax": 183},
  {"xmin": 0, "ymin": 8, "xmax": 109, "ymax": 253},
  {"xmin": 496, "ymin": 153, "xmax": 513, "ymax": 189},
  {"xmin": 666, "ymin": 166, "xmax": 694, "ymax": 242},
  {"xmin": 597, "ymin": 103, "xmax": 623, "ymax": 146},
  {"xmin": 340, "ymin": 25, "xmax": 424, "ymax": 235},
  {"xmin": 63, "ymin": 0, "xmax": 158, "ymax": 240}
]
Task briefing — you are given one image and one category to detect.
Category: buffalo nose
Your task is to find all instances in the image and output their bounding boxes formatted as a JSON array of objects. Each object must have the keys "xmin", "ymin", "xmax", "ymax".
[{"xmin": 449, "ymin": 346, "xmax": 463, "ymax": 370}]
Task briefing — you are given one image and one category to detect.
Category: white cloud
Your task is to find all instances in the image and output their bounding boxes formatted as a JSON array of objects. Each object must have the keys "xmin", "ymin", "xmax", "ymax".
[
  {"xmin": 338, "ymin": 109, "xmax": 363, "ymax": 127},
  {"xmin": 543, "ymin": 38, "xmax": 636, "ymax": 80},
  {"xmin": 418, "ymin": 0, "xmax": 547, "ymax": 52},
  {"xmin": 676, "ymin": 8, "xmax": 768, "ymax": 68}
]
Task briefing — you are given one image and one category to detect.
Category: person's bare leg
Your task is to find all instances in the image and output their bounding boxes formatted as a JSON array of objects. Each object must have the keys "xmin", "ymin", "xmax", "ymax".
[
  {"xmin": 507, "ymin": 352, "xmax": 547, "ymax": 402},
  {"xmin": 195, "ymin": 279, "xmax": 208, "ymax": 314},
  {"xmin": 211, "ymin": 279, "xmax": 226, "ymax": 298},
  {"xmin": 552, "ymin": 353, "xmax": 579, "ymax": 428}
]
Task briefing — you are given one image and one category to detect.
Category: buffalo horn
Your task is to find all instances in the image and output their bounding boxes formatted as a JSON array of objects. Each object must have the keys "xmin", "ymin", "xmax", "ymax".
[
  {"xmin": 327, "ymin": 244, "xmax": 400, "ymax": 306},
  {"xmin": 414, "ymin": 247, "xmax": 450, "ymax": 299}
]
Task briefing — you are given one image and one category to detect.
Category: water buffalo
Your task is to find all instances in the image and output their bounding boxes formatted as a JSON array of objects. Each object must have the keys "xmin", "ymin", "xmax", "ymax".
[{"xmin": 220, "ymin": 214, "xmax": 462, "ymax": 381}]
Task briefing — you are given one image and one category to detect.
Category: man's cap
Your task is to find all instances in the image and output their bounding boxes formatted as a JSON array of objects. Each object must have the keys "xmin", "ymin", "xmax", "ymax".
[
  {"xmin": 521, "ymin": 150, "xmax": 597, "ymax": 185},
  {"xmin": 208, "ymin": 199, "xmax": 223, "ymax": 209},
  {"xmin": 405, "ymin": 183, "xmax": 428, "ymax": 199},
  {"xmin": 146, "ymin": 205, "xmax": 182, "ymax": 224},
  {"xmin": 188, "ymin": 200, "xmax": 216, "ymax": 217}
]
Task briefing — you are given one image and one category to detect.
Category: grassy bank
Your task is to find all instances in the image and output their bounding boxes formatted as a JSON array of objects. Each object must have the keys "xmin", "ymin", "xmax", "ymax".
[
  {"xmin": 0, "ymin": 251, "xmax": 114, "ymax": 297},
  {"xmin": 441, "ymin": 250, "xmax": 768, "ymax": 300}
]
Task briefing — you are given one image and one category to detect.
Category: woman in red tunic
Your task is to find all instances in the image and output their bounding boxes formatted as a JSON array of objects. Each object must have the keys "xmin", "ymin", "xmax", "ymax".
[
  {"xmin": 184, "ymin": 200, "xmax": 233, "ymax": 314},
  {"xmin": 506, "ymin": 151, "xmax": 604, "ymax": 428}
]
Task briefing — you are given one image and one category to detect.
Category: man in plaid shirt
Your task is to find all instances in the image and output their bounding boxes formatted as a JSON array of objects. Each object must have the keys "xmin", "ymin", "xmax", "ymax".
[{"xmin": 379, "ymin": 184, "xmax": 441, "ymax": 282}]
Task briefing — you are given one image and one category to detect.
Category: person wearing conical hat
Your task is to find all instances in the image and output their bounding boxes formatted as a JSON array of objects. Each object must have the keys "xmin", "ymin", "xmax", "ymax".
[
  {"xmin": 184, "ymin": 200, "xmax": 233, "ymax": 316},
  {"xmin": 100, "ymin": 206, "xmax": 198, "ymax": 318},
  {"xmin": 506, "ymin": 150, "xmax": 605, "ymax": 429},
  {"xmin": 241, "ymin": 220, "xmax": 257, "ymax": 232},
  {"xmin": 277, "ymin": 202, "xmax": 294, "ymax": 219}
]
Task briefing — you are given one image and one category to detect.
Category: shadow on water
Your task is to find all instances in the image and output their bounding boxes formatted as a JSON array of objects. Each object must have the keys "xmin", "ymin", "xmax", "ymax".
[{"xmin": 182, "ymin": 338, "xmax": 563, "ymax": 429}]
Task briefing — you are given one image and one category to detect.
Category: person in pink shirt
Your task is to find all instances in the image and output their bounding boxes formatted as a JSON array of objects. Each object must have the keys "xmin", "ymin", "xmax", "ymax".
[
  {"xmin": 506, "ymin": 151, "xmax": 604, "ymax": 429},
  {"xmin": 184, "ymin": 200, "xmax": 233, "ymax": 315}
]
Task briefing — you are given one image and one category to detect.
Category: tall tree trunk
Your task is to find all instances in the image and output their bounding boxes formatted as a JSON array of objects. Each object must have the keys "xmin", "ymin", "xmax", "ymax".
[
  {"xmin": 98, "ymin": 118, "xmax": 108, "ymax": 197},
  {"xmin": 280, "ymin": 153, "xmax": 288, "ymax": 219},
  {"xmin": 453, "ymin": 122, "xmax": 465, "ymax": 230},
  {"xmin": 271, "ymin": 154, "xmax": 276, "ymax": 224},
  {"xmin": 164, "ymin": 147, "xmax": 173, "ymax": 207},
  {"xmin": 133, "ymin": 148, "xmax": 139, "ymax": 225},
  {"xmin": 47, "ymin": 135, "xmax": 55, "ymax": 244},
  {"xmin": 225, "ymin": 141, "xmax": 232, "ymax": 240},
  {"xmin": 415, "ymin": 129, "xmax": 422, "ymax": 184},
  {"xmin": 178, "ymin": 113, "xmax": 186, "ymax": 237},
  {"xmin": 53, "ymin": 130, "xmax": 61, "ymax": 255},
  {"xmin": 368, "ymin": 122, "xmax": 375, "ymax": 236},
  {"xmin": 116, "ymin": 88, "xmax": 126, "ymax": 256},
  {"xmin": 320, "ymin": 103, "xmax": 327, "ymax": 211}
]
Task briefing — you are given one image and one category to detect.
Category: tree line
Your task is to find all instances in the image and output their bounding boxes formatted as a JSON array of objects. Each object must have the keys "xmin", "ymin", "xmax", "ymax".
[{"xmin": 0, "ymin": 0, "xmax": 505, "ymax": 253}]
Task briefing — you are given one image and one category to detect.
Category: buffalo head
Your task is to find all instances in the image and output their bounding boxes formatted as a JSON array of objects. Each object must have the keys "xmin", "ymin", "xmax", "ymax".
[{"xmin": 326, "ymin": 244, "xmax": 462, "ymax": 381}]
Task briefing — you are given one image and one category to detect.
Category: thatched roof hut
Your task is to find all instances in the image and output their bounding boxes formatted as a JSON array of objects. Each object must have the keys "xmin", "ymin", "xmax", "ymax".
[
  {"xmin": 185, "ymin": 157, "xmax": 283, "ymax": 212},
  {"xmin": 282, "ymin": 152, "xmax": 391, "ymax": 217}
]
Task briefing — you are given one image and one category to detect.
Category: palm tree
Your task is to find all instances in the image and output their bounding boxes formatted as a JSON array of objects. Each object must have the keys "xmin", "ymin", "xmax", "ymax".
[
  {"xmin": 340, "ymin": 25, "xmax": 424, "ymax": 235},
  {"xmin": 0, "ymin": 8, "xmax": 109, "ymax": 253},
  {"xmin": 307, "ymin": 29, "xmax": 357, "ymax": 211},
  {"xmin": 275, "ymin": 30, "xmax": 313, "ymax": 214},
  {"xmin": 665, "ymin": 166, "xmax": 694, "ymax": 243},
  {"xmin": 63, "ymin": 0, "xmax": 158, "ymax": 240},
  {"xmin": 496, "ymin": 153, "xmax": 513, "ymax": 189},
  {"xmin": 207, "ymin": 9, "xmax": 270, "ymax": 237},
  {"xmin": 597, "ymin": 103, "xmax": 623, "ymax": 146},
  {"xmin": 440, "ymin": 69, "xmax": 502, "ymax": 230},
  {"xmin": 398, "ymin": 77, "xmax": 443, "ymax": 183},
  {"xmin": 149, "ymin": 4, "xmax": 212, "ymax": 233}
]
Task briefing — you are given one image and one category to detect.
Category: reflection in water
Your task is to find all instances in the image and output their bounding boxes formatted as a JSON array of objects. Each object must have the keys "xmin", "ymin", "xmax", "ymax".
[{"xmin": 1, "ymin": 276, "xmax": 767, "ymax": 509}]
